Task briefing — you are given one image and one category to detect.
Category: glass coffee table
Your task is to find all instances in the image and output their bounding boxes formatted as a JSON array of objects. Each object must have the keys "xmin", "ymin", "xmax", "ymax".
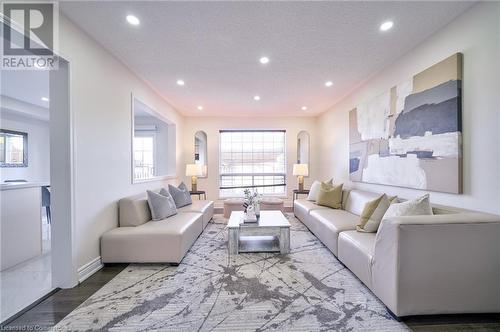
[{"xmin": 227, "ymin": 210, "xmax": 290, "ymax": 255}]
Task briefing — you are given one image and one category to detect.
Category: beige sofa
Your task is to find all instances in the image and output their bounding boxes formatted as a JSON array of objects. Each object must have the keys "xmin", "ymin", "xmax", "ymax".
[
  {"xmin": 294, "ymin": 189, "xmax": 500, "ymax": 317},
  {"xmin": 101, "ymin": 192, "xmax": 214, "ymax": 264}
]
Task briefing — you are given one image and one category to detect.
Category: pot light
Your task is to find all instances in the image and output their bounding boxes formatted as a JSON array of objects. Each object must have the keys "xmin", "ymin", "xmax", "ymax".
[
  {"xmin": 301, "ymin": 106, "xmax": 307, "ymax": 111},
  {"xmin": 380, "ymin": 20, "xmax": 394, "ymax": 32},
  {"xmin": 126, "ymin": 15, "xmax": 140, "ymax": 26},
  {"xmin": 41, "ymin": 97, "xmax": 49, "ymax": 102},
  {"xmin": 197, "ymin": 106, "xmax": 203, "ymax": 111},
  {"xmin": 253, "ymin": 95, "xmax": 261, "ymax": 101},
  {"xmin": 325, "ymin": 81, "xmax": 333, "ymax": 87},
  {"xmin": 259, "ymin": 56, "xmax": 269, "ymax": 64},
  {"xmin": 176, "ymin": 79, "xmax": 185, "ymax": 86}
]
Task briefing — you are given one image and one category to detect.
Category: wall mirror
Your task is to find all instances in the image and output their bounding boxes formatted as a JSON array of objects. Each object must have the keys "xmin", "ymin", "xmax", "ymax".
[
  {"xmin": 0, "ymin": 129, "xmax": 28, "ymax": 167},
  {"xmin": 194, "ymin": 131, "xmax": 208, "ymax": 177},
  {"xmin": 297, "ymin": 131, "xmax": 310, "ymax": 166},
  {"xmin": 132, "ymin": 96, "xmax": 176, "ymax": 183}
]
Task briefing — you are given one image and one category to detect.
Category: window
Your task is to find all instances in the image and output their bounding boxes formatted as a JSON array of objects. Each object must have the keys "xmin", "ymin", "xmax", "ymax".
[
  {"xmin": 0, "ymin": 130, "xmax": 28, "ymax": 167},
  {"xmin": 219, "ymin": 130, "xmax": 286, "ymax": 197},
  {"xmin": 133, "ymin": 135, "xmax": 155, "ymax": 180},
  {"xmin": 132, "ymin": 96, "xmax": 176, "ymax": 183}
]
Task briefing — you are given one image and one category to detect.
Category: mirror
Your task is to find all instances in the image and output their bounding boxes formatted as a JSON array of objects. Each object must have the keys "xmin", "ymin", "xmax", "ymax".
[
  {"xmin": 0, "ymin": 129, "xmax": 28, "ymax": 167},
  {"xmin": 297, "ymin": 131, "xmax": 310, "ymax": 166},
  {"xmin": 132, "ymin": 96, "xmax": 176, "ymax": 182},
  {"xmin": 194, "ymin": 131, "xmax": 208, "ymax": 177}
]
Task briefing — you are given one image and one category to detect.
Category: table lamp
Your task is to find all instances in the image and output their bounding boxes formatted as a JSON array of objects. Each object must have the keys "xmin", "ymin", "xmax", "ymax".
[
  {"xmin": 293, "ymin": 164, "xmax": 309, "ymax": 191},
  {"xmin": 186, "ymin": 164, "xmax": 203, "ymax": 191}
]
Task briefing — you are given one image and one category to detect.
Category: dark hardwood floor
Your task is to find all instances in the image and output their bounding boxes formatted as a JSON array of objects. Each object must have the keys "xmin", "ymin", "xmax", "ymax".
[
  {"xmin": 1, "ymin": 264, "xmax": 128, "ymax": 331},
  {"xmin": 2, "ymin": 263, "xmax": 499, "ymax": 331}
]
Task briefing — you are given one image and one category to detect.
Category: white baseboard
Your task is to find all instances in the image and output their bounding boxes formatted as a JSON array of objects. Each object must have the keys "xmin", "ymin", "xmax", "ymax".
[{"xmin": 77, "ymin": 256, "xmax": 103, "ymax": 284}]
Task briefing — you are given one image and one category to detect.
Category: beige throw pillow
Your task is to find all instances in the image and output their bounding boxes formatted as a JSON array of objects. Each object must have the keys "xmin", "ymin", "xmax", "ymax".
[
  {"xmin": 307, "ymin": 179, "xmax": 333, "ymax": 201},
  {"xmin": 382, "ymin": 194, "xmax": 433, "ymax": 221},
  {"xmin": 316, "ymin": 183, "xmax": 343, "ymax": 209},
  {"xmin": 356, "ymin": 194, "xmax": 397, "ymax": 233}
]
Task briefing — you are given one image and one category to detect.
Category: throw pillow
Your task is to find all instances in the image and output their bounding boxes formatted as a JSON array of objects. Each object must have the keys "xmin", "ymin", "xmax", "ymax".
[
  {"xmin": 168, "ymin": 182, "xmax": 192, "ymax": 208},
  {"xmin": 316, "ymin": 183, "xmax": 343, "ymax": 209},
  {"xmin": 357, "ymin": 194, "xmax": 397, "ymax": 233},
  {"xmin": 382, "ymin": 194, "xmax": 433, "ymax": 221},
  {"xmin": 146, "ymin": 190, "xmax": 177, "ymax": 221},
  {"xmin": 307, "ymin": 179, "xmax": 333, "ymax": 201}
]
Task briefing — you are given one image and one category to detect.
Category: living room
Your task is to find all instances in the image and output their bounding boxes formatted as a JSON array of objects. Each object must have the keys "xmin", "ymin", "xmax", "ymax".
[{"xmin": 1, "ymin": 1, "xmax": 499, "ymax": 331}]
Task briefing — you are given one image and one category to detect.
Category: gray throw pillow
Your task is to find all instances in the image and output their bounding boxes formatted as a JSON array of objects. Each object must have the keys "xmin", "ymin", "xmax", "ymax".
[
  {"xmin": 168, "ymin": 182, "xmax": 192, "ymax": 208},
  {"xmin": 146, "ymin": 190, "xmax": 177, "ymax": 221}
]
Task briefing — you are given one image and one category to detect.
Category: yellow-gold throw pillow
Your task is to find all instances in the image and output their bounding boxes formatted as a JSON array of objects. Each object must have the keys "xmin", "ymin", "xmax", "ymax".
[
  {"xmin": 316, "ymin": 183, "xmax": 343, "ymax": 209},
  {"xmin": 356, "ymin": 194, "xmax": 397, "ymax": 233}
]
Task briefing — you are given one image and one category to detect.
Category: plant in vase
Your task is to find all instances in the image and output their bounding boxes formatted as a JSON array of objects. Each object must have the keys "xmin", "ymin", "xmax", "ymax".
[{"xmin": 243, "ymin": 189, "xmax": 262, "ymax": 219}]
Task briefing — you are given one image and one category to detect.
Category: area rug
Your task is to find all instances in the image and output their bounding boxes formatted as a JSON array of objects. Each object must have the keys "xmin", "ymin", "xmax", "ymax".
[{"xmin": 54, "ymin": 214, "xmax": 408, "ymax": 331}]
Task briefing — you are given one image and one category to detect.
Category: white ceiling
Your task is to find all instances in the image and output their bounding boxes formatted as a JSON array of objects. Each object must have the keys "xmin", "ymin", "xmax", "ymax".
[
  {"xmin": 1, "ymin": 70, "xmax": 49, "ymax": 108},
  {"xmin": 60, "ymin": 1, "xmax": 475, "ymax": 117}
]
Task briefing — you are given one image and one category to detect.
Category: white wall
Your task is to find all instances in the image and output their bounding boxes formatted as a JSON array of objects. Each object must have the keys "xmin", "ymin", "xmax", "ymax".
[
  {"xmin": 0, "ymin": 112, "xmax": 50, "ymax": 182},
  {"xmin": 59, "ymin": 15, "xmax": 184, "ymax": 271},
  {"xmin": 318, "ymin": 2, "xmax": 500, "ymax": 214},
  {"xmin": 182, "ymin": 116, "xmax": 319, "ymax": 206}
]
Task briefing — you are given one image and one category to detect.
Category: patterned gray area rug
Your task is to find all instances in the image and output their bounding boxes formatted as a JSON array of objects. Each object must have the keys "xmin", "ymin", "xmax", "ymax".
[{"xmin": 55, "ymin": 214, "xmax": 408, "ymax": 331}]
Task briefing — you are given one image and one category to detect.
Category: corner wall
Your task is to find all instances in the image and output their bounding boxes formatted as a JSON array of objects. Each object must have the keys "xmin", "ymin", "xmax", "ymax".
[
  {"xmin": 182, "ymin": 116, "xmax": 319, "ymax": 206},
  {"xmin": 317, "ymin": 2, "xmax": 500, "ymax": 214},
  {"xmin": 59, "ymin": 15, "xmax": 185, "ymax": 272}
]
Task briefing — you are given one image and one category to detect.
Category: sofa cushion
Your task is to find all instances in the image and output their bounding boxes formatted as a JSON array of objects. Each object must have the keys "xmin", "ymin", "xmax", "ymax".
[
  {"xmin": 101, "ymin": 212, "xmax": 203, "ymax": 263},
  {"xmin": 168, "ymin": 182, "xmax": 192, "ymax": 208},
  {"xmin": 316, "ymin": 183, "xmax": 343, "ymax": 209},
  {"xmin": 119, "ymin": 193, "xmax": 151, "ymax": 227},
  {"xmin": 338, "ymin": 230, "xmax": 376, "ymax": 289},
  {"xmin": 178, "ymin": 200, "xmax": 214, "ymax": 228},
  {"xmin": 344, "ymin": 190, "xmax": 385, "ymax": 216},
  {"xmin": 308, "ymin": 209, "xmax": 358, "ymax": 255},
  {"xmin": 147, "ymin": 190, "xmax": 177, "ymax": 221}
]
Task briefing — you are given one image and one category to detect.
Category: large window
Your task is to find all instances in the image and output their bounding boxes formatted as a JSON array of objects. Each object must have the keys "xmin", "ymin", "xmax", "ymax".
[{"xmin": 219, "ymin": 130, "xmax": 286, "ymax": 197}]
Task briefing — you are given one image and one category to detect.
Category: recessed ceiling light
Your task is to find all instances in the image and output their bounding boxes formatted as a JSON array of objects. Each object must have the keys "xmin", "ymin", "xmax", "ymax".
[
  {"xmin": 176, "ymin": 79, "xmax": 185, "ymax": 86},
  {"xmin": 325, "ymin": 81, "xmax": 333, "ymax": 87},
  {"xmin": 41, "ymin": 97, "xmax": 49, "ymax": 102},
  {"xmin": 254, "ymin": 95, "xmax": 261, "ymax": 101},
  {"xmin": 259, "ymin": 56, "xmax": 269, "ymax": 64},
  {"xmin": 380, "ymin": 20, "xmax": 394, "ymax": 32},
  {"xmin": 126, "ymin": 15, "xmax": 140, "ymax": 26},
  {"xmin": 301, "ymin": 106, "xmax": 307, "ymax": 111},
  {"xmin": 197, "ymin": 106, "xmax": 203, "ymax": 111}
]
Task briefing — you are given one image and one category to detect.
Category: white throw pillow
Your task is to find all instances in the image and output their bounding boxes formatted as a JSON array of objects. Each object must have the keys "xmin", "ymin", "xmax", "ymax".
[
  {"xmin": 382, "ymin": 194, "xmax": 433, "ymax": 221},
  {"xmin": 307, "ymin": 179, "xmax": 333, "ymax": 201}
]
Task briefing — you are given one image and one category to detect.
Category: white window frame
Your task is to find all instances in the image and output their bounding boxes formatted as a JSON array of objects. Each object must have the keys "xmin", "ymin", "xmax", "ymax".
[{"xmin": 219, "ymin": 129, "xmax": 287, "ymax": 198}]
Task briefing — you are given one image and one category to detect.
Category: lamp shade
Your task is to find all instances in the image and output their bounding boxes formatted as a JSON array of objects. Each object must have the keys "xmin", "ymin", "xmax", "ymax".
[
  {"xmin": 186, "ymin": 164, "xmax": 203, "ymax": 176},
  {"xmin": 293, "ymin": 164, "xmax": 309, "ymax": 176}
]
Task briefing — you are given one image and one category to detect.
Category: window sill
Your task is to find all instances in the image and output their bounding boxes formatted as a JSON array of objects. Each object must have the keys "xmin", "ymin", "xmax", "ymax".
[{"xmin": 132, "ymin": 174, "xmax": 177, "ymax": 184}]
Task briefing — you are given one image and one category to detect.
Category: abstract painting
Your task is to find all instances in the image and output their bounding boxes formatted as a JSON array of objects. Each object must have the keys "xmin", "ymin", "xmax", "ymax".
[{"xmin": 349, "ymin": 53, "xmax": 462, "ymax": 193}]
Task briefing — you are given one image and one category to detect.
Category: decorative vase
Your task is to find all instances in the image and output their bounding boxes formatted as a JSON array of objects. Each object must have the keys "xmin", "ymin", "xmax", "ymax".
[{"xmin": 254, "ymin": 202, "xmax": 260, "ymax": 219}]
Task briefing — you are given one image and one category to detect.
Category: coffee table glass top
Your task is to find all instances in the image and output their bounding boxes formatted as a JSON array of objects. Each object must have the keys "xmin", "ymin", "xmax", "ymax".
[{"xmin": 227, "ymin": 210, "xmax": 290, "ymax": 228}]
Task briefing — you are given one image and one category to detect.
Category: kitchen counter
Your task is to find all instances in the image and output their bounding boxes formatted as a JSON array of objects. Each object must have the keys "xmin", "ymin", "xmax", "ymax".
[
  {"xmin": 1, "ymin": 182, "xmax": 48, "ymax": 271},
  {"xmin": 1, "ymin": 181, "xmax": 50, "ymax": 191}
]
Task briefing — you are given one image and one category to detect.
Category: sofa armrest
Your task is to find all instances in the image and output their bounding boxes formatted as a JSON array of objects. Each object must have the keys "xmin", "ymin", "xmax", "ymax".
[{"xmin": 372, "ymin": 213, "xmax": 500, "ymax": 316}]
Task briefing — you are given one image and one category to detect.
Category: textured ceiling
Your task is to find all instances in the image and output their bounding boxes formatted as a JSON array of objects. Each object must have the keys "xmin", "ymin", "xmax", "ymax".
[{"xmin": 60, "ymin": 1, "xmax": 474, "ymax": 117}]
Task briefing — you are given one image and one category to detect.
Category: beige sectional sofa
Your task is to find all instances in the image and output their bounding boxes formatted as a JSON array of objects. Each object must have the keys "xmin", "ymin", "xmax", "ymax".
[
  {"xmin": 101, "ymin": 192, "xmax": 214, "ymax": 264},
  {"xmin": 294, "ymin": 188, "xmax": 500, "ymax": 317}
]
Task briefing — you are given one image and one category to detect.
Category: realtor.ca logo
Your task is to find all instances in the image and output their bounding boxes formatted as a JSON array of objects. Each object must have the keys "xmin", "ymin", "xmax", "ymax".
[{"xmin": 1, "ymin": 1, "xmax": 59, "ymax": 70}]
